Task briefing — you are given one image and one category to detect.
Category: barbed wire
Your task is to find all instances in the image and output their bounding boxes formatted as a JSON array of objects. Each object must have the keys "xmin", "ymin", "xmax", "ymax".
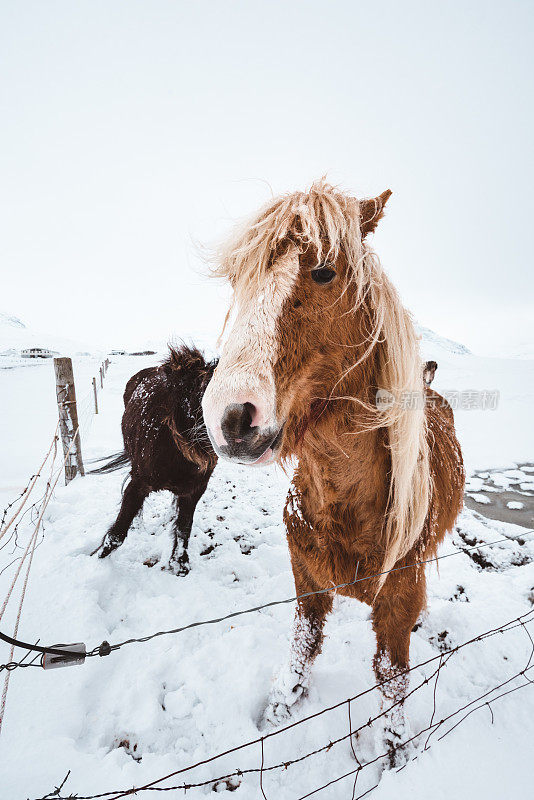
[
  {"xmin": 0, "ymin": 476, "xmax": 58, "ymax": 558},
  {"xmin": 98, "ymin": 527, "xmax": 534, "ymax": 657},
  {"xmin": 0, "ymin": 422, "xmax": 61, "ymax": 544},
  {"xmin": 0, "ymin": 659, "xmax": 41, "ymax": 674},
  {"xmin": 2, "ymin": 363, "xmax": 532, "ymax": 796},
  {"xmin": 2, "ymin": 527, "xmax": 533, "ymax": 672},
  {"xmin": 0, "ymin": 426, "xmax": 84, "ymax": 724},
  {"xmin": 1, "ymin": 363, "xmax": 111, "ymax": 677},
  {"xmin": 299, "ymin": 665, "xmax": 534, "ymax": 800},
  {"xmin": 28, "ymin": 607, "xmax": 534, "ymax": 800},
  {"xmin": 3, "ymin": 352, "xmax": 532, "ymax": 672},
  {"xmin": 0, "ymin": 428, "xmax": 76, "ymax": 734},
  {"xmin": 0, "ymin": 481, "xmax": 36, "ymax": 531}
]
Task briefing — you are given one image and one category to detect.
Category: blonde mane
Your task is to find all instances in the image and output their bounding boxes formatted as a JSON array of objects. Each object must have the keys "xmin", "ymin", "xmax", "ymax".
[{"xmin": 213, "ymin": 180, "xmax": 431, "ymax": 584}]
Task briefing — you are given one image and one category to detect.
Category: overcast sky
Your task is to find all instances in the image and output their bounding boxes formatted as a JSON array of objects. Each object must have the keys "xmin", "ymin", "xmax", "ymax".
[{"xmin": 1, "ymin": 0, "xmax": 532, "ymax": 355}]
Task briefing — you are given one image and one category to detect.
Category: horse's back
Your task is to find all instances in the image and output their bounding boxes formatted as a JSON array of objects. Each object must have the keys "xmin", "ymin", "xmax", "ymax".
[
  {"xmin": 121, "ymin": 348, "xmax": 216, "ymax": 491},
  {"xmin": 425, "ymin": 387, "xmax": 465, "ymax": 550},
  {"xmin": 123, "ymin": 366, "xmax": 160, "ymax": 407}
]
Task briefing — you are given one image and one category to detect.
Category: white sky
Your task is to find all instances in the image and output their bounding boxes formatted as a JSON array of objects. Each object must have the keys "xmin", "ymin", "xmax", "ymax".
[{"xmin": 1, "ymin": 0, "xmax": 533, "ymax": 355}]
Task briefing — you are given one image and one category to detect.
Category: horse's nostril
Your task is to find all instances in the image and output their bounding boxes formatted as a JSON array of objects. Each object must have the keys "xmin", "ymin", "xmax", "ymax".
[
  {"xmin": 243, "ymin": 402, "xmax": 257, "ymax": 428},
  {"xmin": 220, "ymin": 402, "xmax": 257, "ymax": 445}
]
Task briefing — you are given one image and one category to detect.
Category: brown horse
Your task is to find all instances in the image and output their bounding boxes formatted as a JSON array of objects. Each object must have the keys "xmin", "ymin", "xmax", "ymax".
[
  {"xmin": 202, "ymin": 181, "xmax": 464, "ymax": 761},
  {"xmin": 92, "ymin": 345, "xmax": 217, "ymax": 575},
  {"xmin": 423, "ymin": 360, "xmax": 438, "ymax": 386}
]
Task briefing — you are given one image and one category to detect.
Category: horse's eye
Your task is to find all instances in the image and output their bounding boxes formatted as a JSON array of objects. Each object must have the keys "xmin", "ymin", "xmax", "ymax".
[{"xmin": 311, "ymin": 265, "xmax": 336, "ymax": 285}]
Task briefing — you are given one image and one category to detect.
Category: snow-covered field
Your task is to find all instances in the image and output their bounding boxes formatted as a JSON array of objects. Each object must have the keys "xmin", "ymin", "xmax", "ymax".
[{"xmin": 1, "ymin": 339, "xmax": 534, "ymax": 800}]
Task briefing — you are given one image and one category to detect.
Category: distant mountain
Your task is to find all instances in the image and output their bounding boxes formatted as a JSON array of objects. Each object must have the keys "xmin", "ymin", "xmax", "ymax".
[
  {"xmin": 416, "ymin": 325, "xmax": 471, "ymax": 356},
  {"xmin": 0, "ymin": 311, "xmax": 27, "ymax": 330},
  {"xmin": 0, "ymin": 309, "xmax": 102, "ymax": 365},
  {"xmin": 0, "ymin": 310, "xmax": 473, "ymax": 366}
]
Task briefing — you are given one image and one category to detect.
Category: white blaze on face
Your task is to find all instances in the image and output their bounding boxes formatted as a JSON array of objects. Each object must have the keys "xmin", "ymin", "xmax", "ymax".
[{"xmin": 202, "ymin": 245, "xmax": 300, "ymax": 447}]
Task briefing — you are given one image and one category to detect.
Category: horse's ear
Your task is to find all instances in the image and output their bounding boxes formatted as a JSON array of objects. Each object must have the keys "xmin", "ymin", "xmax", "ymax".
[{"xmin": 359, "ymin": 189, "xmax": 392, "ymax": 238}]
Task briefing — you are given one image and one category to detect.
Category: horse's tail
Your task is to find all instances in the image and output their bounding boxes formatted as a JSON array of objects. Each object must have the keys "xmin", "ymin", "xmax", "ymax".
[{"xmin": 89, "ymin": 451, "xmax": 130, "ymax": 474}]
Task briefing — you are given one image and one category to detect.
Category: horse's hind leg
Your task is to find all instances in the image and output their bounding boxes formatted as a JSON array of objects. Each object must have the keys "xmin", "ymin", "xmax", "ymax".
[
  {"xmin": 167, "ymin": 476, "xmax": 210, "ymax": 576},
  {"xmin": 96, "ymin": 479, "xmax": 147, "ymax": 558},
  {"xmin": 371, "ymin": 563, "xmax": 426, "ymax": 767},
  {"xmin": 261, "ymin": 552, "xmax": 333, "ymax": 728}
]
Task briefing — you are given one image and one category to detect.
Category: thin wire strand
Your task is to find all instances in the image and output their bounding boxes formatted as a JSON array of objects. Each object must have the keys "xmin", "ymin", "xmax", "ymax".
[
  {"xmin": 0, "ymin": 435, "xmax": 60, "ymax": 735},
  {"xmin": 92, "ymin": 527, "xmax": 534, "ymax": 656},
  {"xmin": 29, "ymin": 634, "xmax": 534, "ymax": 800},
  {"xmin": 29, "ymin": 609, "xmax": 532, "ymax": 800},
  {"xmin": 3, "ymin": 528, "xmax": 533, "ymax": 667},
  {"xmin": 0, "ymin": 422, "xmax": 60, "ymax": 542}
]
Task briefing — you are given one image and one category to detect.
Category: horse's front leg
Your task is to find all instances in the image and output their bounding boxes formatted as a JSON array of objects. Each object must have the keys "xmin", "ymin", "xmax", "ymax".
[
  {"xmin": 93, "ymin": 479, "xmax": 147, "ymax": 558},
  {"xmin": 166, "ymin": 478, "xmax": 207, "ymax": 575},
  {"xmin": 371, "ymin": 563, "xmax": 426, "ymax": 768},
  {"xmin": 261, "ymin": 554, "xmax": 332, "ymax": 727}
]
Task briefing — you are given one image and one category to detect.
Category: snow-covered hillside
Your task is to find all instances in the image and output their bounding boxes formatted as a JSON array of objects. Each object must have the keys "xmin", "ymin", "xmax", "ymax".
[
  {"xmin": 0, "ymin": 310, "xmax": 217, "ymax": 369},
  {"xmin": 0, "ymin": 311, "xmax": 25, "ymax": 331},
  {"xmin": 1, "ymin": 341, "xmax": 533, "ymax": 800},
  {"xmin": 0, "ymin": 310, "xmax": 102, "ymax": 368},
  {"xmin": 416, "ymin": 324, "xmax": 471, "ymax": 356}
]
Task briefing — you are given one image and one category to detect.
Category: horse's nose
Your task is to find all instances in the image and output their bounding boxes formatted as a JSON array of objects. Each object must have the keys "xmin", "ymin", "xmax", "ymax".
[{"xmin": 220, "ymin": 402, "xmax": 258, "ymax": 445}]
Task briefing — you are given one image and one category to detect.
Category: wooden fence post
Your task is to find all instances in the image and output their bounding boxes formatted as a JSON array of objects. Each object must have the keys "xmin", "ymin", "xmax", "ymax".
[
  {"xmin": 92, "ymin": 376, "xmax": 99, "ymax": 414},
  {"xmin": 54, "ymin": 357, "xmax": 85, "ymax": 484},
  {"xmin": 100, "ymin": 367, "xmax": 103, "ymax": 388}
]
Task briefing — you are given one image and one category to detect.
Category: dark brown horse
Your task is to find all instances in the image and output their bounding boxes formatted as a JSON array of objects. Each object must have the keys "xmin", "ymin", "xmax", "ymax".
[
  {"xmin": 202, "ymin": 181, "xmax": 464, "ymax": 762},
  {"xmin": 92, "ymin": 345, "xmax": 217, "ymax": 575},
  {"xmin": 423, "ymin": 360, "xmax": 438, "ymax": 386}
]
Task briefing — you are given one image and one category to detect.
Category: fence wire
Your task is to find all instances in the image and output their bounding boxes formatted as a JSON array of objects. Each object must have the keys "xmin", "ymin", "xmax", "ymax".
[
  {"xmin": 0, "ymin": 424, "xmax": 87, "ymax": 732},
  {"xmin": 2, "ymin": 528, "xmax": 534, "ymax": 671},
  {"xmin": 1, "ymin": 361, "xmax": 112, "ymax": 685},
  {"xmin": 28, "ymin": 607, "xmax": 534, "ymax": 800},
  {"xmin": 1, "ymin": 358, "xmax": 532, "ymax": 797}
]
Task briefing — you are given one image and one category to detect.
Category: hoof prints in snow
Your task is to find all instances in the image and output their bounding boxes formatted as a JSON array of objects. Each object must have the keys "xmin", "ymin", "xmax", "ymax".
[
  {"xmin": 454, "ymin": 519, "xmax": 534, "ymax": 572},
  {"xmin": 428, "ymin": 629, "xmax": 453, "ymax": 653},
  {"xmin": 3, "ymin": 464, "xmax": 534, "ymax": 799},
  {"xmin": 126, "ymin": 471, "xmax": 276, "ymax": 571},
  {"xmin": 213, "ymin": 777, "xmax": 241, "ymax": 792},
  {"xmin": 114, "ymin": 738, "xmax": 142, "ymax": 763},
  {"xmin": 449, "ymin": 584, "xmax": 470, "ymax": 602}
]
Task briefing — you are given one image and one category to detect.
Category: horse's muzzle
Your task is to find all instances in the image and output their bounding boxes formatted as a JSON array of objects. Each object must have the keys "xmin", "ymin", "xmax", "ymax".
[{"xmin": 207, "ymin": 403, "xmax": 284, "ymax": 465}]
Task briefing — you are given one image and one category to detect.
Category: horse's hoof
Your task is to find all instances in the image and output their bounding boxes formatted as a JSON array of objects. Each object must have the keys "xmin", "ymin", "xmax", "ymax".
[
  {"xmin": 97, "ymin": 540, "xmax": 120, "ymax": 559},
  {"xmin": 380, "ymin": 714, "xmax": 413, "ymax": 770},
  {"xmin": 259, "ymin": 700, "xmax": 292, "ymax": 729},
  {"xmin": 163, "ymin": 557, "xmax": 190, "ymax": 576},
  {"xmin": 259, "ymin": 683, "xmax": 306, "ymax": 729},
  {"xmin": 93, "ymin": 531, "xmax": 123, "ymax": 558}
]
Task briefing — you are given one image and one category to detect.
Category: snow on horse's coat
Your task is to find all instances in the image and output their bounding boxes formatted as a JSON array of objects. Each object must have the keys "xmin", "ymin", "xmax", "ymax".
[{"xmin": 203, "ymin": 180, "xmax": 465, "ymax": 760}]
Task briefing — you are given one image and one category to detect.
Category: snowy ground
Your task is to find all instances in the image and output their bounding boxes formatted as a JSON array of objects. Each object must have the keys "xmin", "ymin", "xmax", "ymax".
[
  {"xmin": 0, "ymin": 354, "xmax": 113, "ymax": 514},
  {"xmin": 1, "ymin": 347, "xmax": 534, "ymax": 799}
]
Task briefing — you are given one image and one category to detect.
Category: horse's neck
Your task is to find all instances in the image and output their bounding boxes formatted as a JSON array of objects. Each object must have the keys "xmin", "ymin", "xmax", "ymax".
[{"xmin": 298, "ymin": 355, "xmax": 391, "ymax": 519}]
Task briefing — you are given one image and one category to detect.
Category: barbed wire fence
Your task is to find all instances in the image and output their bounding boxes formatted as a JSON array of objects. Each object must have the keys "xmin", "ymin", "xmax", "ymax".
[
  {"xmin": 0, "ymin": 359, "xmax": 111, "ymax": 576},
  {"xmin": 0, "ymin": 357, "xmax": 112, "ymax": 732},
  {"xmin": 0, "ymin": 357, "xmax": 533, "ymax": 797},
  {"xmin": 2, "ymin": 515, "xmax": 534, "ymax": 797},
  {"xmin": 28, "ymin": 607, "xmax": 534, "ymax": 800},
  {"xmin": 1, "ymin": 526, "xmax": 533, "ymax": 672},
  {"xmin": 1, "ymin": 516, "xmax": 533, "ymax": 795}
]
